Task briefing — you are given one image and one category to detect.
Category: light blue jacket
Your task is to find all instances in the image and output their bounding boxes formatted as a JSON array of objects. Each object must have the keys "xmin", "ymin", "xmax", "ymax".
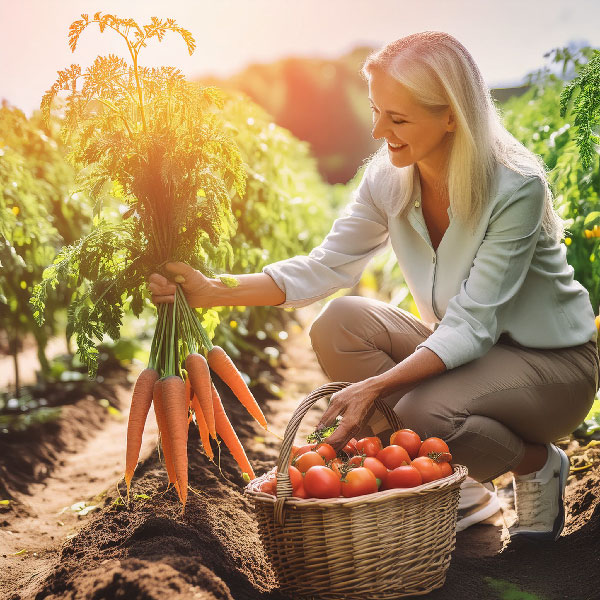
[{"xmin": 263, "ymin": 160, "xmax": 598, "ymax": 369}]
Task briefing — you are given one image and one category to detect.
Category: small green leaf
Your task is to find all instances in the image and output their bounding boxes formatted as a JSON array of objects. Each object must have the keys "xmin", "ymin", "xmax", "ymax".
[
  {"xmin": 219, "ymin": 275, "xmax": 240, "ymax": 288},
  {"xmin": 584, "ymin": 211, "xmax": 600, "ymax": 227},
  {"xmin": 134, "ymin": 493, "xmax": 150, "ymax": 500},
  {"xmin": 307, "ymin": 417, "xmax": 342, "ymax": 443}
]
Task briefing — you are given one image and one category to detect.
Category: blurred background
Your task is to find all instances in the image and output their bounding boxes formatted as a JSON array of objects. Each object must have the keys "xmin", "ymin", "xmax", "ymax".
[{"xmin": 2, "ymin": 0, "xmax": 599, "ymax": 183}]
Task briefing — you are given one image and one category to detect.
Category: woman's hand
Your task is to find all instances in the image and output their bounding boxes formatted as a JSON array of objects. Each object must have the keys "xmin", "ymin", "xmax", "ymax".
[
  {"xmin": 316, "ymin": 378, "xmax": 383, "ymax": 451},
  {"xmin": 148, "ymin": 262, "xmax": 214, "ymax": 308}
]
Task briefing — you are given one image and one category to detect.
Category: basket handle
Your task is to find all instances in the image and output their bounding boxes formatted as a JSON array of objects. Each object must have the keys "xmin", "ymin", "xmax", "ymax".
[{"xmin": 273, "ymin": 381, "xmax": 402, "ymax": 524}]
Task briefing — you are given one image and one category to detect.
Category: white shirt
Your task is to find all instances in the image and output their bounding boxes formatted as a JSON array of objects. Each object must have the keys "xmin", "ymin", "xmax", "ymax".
[{"xmin": 263, "ymin": 160, "xmax": 598, "ymax": 369}]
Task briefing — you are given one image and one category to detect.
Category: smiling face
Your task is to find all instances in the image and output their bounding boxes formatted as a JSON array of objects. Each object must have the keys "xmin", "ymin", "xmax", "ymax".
[{"xmin": 368, "ymin": 67, "xmax": 456, "ymax": 181}]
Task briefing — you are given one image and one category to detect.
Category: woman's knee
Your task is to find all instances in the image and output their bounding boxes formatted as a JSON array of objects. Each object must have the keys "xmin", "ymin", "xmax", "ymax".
[
  {"xmin": 308, "ymin": 295, "xmax": 369, "ymax": 349},
  {"xmin": 393, "ymin": 388, "xmax": 459, "ymax": 441}
]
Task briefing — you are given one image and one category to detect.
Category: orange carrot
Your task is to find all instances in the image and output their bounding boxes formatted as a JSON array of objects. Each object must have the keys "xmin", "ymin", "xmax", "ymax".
[
  {"xmin": 186, "ymin": 353, "xmax": 216, "ymax": 439},
  {"xmin": 162, "ymin": 375, "xmax": 189, "ymax": 508},
  {"xmin": 191, "ymin": 394, "xmax": 214, "ymax": 461},
  {"xmin": 152, "ymin": 379, "xmax": 180, "ymax": 498},
  {"xmin": 185, "ymin": 377, "xmax": 194, "ymax": 424},
  {"xmin": 207, "ymin": 345, "xmax": 267, "ymax": 430},
  {"xmin": 211, "ymin": 381, "xmax": 255, "ymax": 479},
  {"xmin": 185, "ymin": 376, "xmax": 193, "ymax": 409},
  {"xmin": 124, "ymin": 368, "xmax": 158, "ymax": 498}
]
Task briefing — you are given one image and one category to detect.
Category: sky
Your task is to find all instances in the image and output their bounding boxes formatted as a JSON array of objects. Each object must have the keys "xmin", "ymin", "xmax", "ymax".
[{"xmin": 0, "ymin": 0, "xmax": 598, "ymax": 117}]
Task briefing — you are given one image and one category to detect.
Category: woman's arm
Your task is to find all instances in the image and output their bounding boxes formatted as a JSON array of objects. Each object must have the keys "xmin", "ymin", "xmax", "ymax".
[{"xmin": 148, "ymin": 262, "xmax": 285, "ymax": 308}]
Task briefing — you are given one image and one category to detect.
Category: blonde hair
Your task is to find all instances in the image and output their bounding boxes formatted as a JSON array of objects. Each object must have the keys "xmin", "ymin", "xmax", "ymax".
[{"xmin": 360, "ymin": 31, "xmax": 564, "ymax": 241}]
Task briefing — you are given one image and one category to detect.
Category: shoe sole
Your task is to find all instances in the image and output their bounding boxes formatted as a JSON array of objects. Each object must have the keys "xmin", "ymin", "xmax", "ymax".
[
  {"xmin": 456, "ymin": 492, "xmax": 502, "ymax": 532},
  {"xmin": 510, "ymin": 446, "xmax": 570, "ymax": 542}
]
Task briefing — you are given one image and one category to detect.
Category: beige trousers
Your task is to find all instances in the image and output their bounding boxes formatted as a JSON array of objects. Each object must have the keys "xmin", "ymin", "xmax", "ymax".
[{"xmin": 309, "ymin": 296, "xmax": 599, "ymax": 482}]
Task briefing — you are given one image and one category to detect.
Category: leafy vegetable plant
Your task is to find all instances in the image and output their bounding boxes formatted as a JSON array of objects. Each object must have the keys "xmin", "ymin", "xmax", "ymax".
[{"xmin": 32, "ymin": 12, "xmax": 268, "ymax": 507}]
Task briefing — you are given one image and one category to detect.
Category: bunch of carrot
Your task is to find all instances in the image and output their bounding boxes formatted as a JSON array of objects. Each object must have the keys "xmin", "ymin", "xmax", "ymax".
[{"xmin": 124, "ymin": 285, "xmax": 268, "ymax": 508}]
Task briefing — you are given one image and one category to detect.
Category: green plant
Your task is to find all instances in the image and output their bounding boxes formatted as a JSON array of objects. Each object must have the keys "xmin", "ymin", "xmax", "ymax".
[
  {"xmin": 32, "ymin": 12, "xmax": 246, "ymax": 376},
  {"xmin": 0, "ymin": 104, "xmax": 89, "ymax": 392},
  {"xmin": 500, "ymin": 45, "xmax": 600, "ymax": 310}
]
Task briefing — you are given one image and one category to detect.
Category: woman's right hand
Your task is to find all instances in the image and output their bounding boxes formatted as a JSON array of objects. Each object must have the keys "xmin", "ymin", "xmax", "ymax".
[{"xmin": 148, "ymin": 262, "xmax": 214, "ymax": 308}]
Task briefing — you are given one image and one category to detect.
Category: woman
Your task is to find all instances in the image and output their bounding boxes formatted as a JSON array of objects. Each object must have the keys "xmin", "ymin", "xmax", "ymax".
[{"xmin": 149, "ymin": 32, "xmax": 599, "ymax": 541}]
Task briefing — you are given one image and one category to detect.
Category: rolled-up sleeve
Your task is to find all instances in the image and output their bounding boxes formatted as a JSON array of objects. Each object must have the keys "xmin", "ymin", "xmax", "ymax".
[
  {"xmin": 262, "ymin": 166, "xmax": 390, "ymax": 309},
  {"xmin": 416, "ymin": 176, "xmax": 546, "ymax": 369}
]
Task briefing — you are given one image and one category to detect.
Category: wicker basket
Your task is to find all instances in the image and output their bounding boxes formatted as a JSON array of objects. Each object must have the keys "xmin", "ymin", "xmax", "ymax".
[{"xmin": 245, "ymin": 382, "xmax": 468, "ymax": 600}]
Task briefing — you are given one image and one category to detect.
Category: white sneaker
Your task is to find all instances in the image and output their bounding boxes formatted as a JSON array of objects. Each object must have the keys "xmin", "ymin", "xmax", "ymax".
[
  {"xmin": 509, "ymin": 443, "xmax": 570, "ymax": 541},
  {"xmin": 456, "ymin": 477, "xmax": 502, "ymax": 532}
]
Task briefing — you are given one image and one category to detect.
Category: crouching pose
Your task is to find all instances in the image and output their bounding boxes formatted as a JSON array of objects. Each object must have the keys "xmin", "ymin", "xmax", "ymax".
[{"xmin": 149, "ymin": 31, "xmax": 599, "ymax": 540}]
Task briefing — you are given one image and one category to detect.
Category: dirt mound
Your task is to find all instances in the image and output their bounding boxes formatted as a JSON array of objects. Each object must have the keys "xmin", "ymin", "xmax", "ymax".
[
  {"xmin": 0, "ymin": 369, "xmax": 125, "ymax": 502},
  {"xmin": 27, "ymin": 390, "xmax": 286, "ymax": 600}
]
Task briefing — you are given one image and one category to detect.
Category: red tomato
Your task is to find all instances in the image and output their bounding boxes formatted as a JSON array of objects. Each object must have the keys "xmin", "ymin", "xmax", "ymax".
[
  {"xmin": 259, "ymin": 478, "xmax": 276, "ymax": 495},
  {"xmin": 411, "ymin": 456, "xmax": 442, "ymax": 483},
  {"xmin": 289, "ymin": 446, "xmax": 300, "ymax": 463},
  {"xmin": 435, "ymin": 452, "xmax": 453, "ymax": 463},
  {"xmin": 295, "ymin": 451, "xmax": 326, "ymax": 474},
  {"xmin": 315, "ymin": 443, "xmax": 336, "ymax": 462},
  {"xmin": 341, "ymin": 467, "xmax": 378, "ymax": 498},
  {"xmin": 418, "ymin": 437, "xmax": 449, "ymax": 457},
  {"xmin": 328, "ymin": 458, "xmax": 344, "ymax": 478},
  {"xmin": 384, "ymin": 465, "xmax": 423, "ymax": 489},
  {"xmin": 389, "ymin": 429, "xmax": 422, "ymax": 459},
  {"xmin": 294, "ymin": 443, "xmax": 317, "ymax": 457},
  {"xmin": 293, "ymin": 484, "xmax": 307, "ymax": 499},
  {"xmin": 275, "ymin": 465, "xmax": 303, "ymax": 491},
  {"xmin": 304, "ymin": 465, "xmax": 342, "ymax": 499},
  {"xmin": 342, "ymin": 438, "xmax": 359, "ymax": 456},
  {"xmin": 362, "ymin": 457, "xmax": 388, "ymax": 488},
  {"xmin": 349, "ymin": 455, "xmax": 364, "ymax": 467},
  {"xmin": 376, "ymin": 445, "xmax": 411, "ymax": 470},
  {"xmin": 356, "ymin": 437, "xmax": 383, "ymax": 457},
  {"xmin": 438, "ymin": 462, "xmax": 453, "ymax": 478}
]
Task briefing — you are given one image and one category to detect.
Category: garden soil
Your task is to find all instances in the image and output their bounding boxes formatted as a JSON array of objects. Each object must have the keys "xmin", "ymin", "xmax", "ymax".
[{"xmin": 1, "ymin": 305, "xmax": 599, "ymax": 600}]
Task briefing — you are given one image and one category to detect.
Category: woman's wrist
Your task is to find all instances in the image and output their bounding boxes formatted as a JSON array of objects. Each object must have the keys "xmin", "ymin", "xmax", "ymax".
[
  {"xmin": 366, "ymin": 373, "xmax": 397, "ymax": 397},
  {"xmin": 202, "ymin": 273, "xmax": 286, "ymax": 308}
]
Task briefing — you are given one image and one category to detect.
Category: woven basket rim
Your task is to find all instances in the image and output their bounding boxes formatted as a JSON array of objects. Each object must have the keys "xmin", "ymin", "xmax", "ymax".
[{"xmin": 245, "ymin": 463, "xmax": 468, "ymax": 508}]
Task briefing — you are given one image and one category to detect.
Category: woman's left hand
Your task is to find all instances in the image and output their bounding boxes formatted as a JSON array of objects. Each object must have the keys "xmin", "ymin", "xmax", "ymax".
[{"xmin": 316, "ymin": 378, "xmax": 382, "ymax": 451}]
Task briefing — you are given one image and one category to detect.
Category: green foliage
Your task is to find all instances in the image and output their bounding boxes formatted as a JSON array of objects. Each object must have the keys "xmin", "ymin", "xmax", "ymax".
[
  {"xmin": 35, "ymin": 13, "xmax": 248, "ymax": 375},
  {"xmin": 500, "ymin": 45, "xmax": 600, "ymax": 310},
  {"xmin": 0, "ymin": 104, "xmax": 89, "ymax": 381},
  {"xmin": 559, "ymin": 50, "xmax": 600, "ymax": 170},
  {"xmin": 202, "ymin": 90, "xmax": 341, "ymax": 349}
]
